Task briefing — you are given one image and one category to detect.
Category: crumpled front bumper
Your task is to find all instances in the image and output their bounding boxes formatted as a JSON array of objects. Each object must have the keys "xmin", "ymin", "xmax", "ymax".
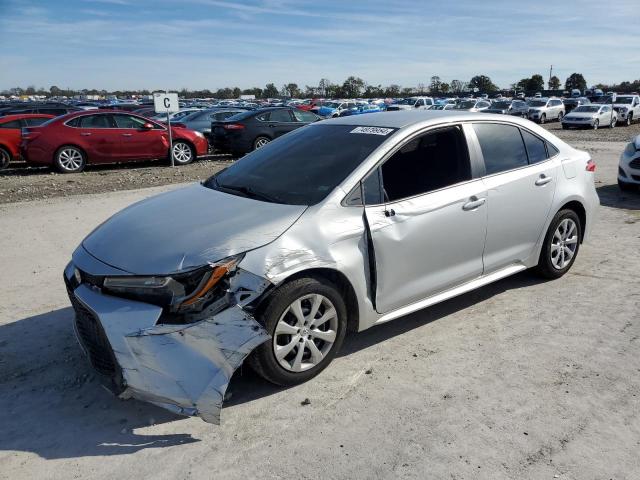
[{"xmin": 63, "ymin": 258, "xmax": 270, "ymax": 424}]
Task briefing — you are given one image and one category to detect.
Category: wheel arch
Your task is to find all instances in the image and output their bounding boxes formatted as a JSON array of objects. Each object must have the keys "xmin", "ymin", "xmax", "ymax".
[
  {"xmin": 173, "ymin": 138, "xmax": 197, "ymax": 159},
  {"xmin": 54, "ymin": 143, "xmax": 88, "ymax": 163},
  {"xmin": 0, "ymin": 143, "xmax": 13, "ymax": 158},
  {"xmin": 558, "ymin": 200, "xmax": 587, "ymax": 242}
]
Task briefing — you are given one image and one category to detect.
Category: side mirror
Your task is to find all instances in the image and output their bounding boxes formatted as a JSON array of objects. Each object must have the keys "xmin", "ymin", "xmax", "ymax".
[{"xmin": 142, "ymin": 122, "xmax": 153, "ymax": 130}]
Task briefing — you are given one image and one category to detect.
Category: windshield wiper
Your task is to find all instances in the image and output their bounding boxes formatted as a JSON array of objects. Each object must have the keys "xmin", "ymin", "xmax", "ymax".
[{"xmin": 216, "ymin": 182, "xmax": 281, "ymax": 203}]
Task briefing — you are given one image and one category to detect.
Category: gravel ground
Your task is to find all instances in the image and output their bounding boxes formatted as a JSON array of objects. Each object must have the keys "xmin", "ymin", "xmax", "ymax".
[
  {"xmin": 0, "ymin": 141, "xmax": 639, "ymax": 479},
  {"xmin": 1, "ymin": 120, "xmax": 639, "ymax": 204}
]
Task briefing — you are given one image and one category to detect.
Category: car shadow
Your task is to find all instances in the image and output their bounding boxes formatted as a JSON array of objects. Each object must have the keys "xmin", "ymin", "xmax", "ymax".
[
  {"xmin": 0, "ymin": 270, "xmax": 546, "ymax": 460},
  {"xmin": 596, "ymin": 183, "xmax": 640, "ymax": 210}
]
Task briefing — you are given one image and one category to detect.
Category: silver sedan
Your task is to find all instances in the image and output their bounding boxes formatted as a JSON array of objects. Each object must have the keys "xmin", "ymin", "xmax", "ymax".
[
  {"xmin": 562, "ymin": 104, "xmax": 618, "ymax": 130},
  {"xmin": 64, "ymin": 110, "xmax": 599, "ymax": 423}
]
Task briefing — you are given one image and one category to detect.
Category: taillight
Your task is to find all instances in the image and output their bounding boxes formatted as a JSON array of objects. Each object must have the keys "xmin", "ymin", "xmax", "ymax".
[
  {"xmin": 223, "ymin": 123, "xmax": 245, "ymax": 130},
  {"xmin": 586, "ymin": 159, "xmax": 596, "ymax": 172}
]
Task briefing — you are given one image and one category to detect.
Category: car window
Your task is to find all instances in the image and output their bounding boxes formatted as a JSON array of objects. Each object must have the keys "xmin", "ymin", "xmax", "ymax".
[
  {"xmin": 113, "ymin": 114, "xmax": 147, "ymax": 129},
  {"xmin": 209, "ymin": 124, "xmax": 395, "ymax": 206},
  {"xmin": 79, "ymin": 114, "xmax": 114, "ymax": 128},
  {"xmin": 215, "ymin": 111, "xmax": 237, "ymax": 120},
  {"xmin": 0, "ymin": 120, "xmax": 22, "ymax": 129},
  {"xmin": 521, "ymin": 129, "xmax": 548, "ymax": 164},
  {"xmin": 292, "ymin": 110, "xmax": 318, "ymax": 123},
  {"xmin": 380, "ymin": 126, "xmax": 471, "ymax": 202},
  {"xmin": 23, "ymin": 117, "xmax": 51, "ymax": 126},
  {"xmin": 344, "ymin": 168, "xmax": 383, "ymax": 206},
  {"xmin": 473, "ymin": 123, "xmax": 528, "ymax": 175},
  {"xmin": 547, "ymin": 143, "xmax": 559, "ymax": 157},
  {"xmin": 267, "ymin": 109, "xmax": 293, "ymax": 123}
]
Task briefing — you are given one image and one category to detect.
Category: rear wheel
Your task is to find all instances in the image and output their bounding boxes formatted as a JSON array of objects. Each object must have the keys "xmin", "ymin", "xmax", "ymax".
[
  {"xmin": 248, "ymin": 276, "xmax": 347, "ymax": 386},
  {"xmin": 253, "ymin": 136, "xmax": 270, "ymax": 150},
  {"xmin": 535, "ymin": 209, "xmax": 581, "ymax": 279},
  {"xmin": 54, "ymin": 146, "xmax": 86, "ymax": 173},
  {"xmin": 0, "ymin": 147, "xmax": 11, "ymax": 169}
]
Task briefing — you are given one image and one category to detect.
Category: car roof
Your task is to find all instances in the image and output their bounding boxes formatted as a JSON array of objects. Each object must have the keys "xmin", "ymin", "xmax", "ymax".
[{"xmin": 322, "ymin": 110, "xmax": 535, "ymax": 129}]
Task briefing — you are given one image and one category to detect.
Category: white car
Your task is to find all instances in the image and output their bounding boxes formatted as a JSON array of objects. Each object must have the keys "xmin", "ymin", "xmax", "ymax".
[
  {"xmin": 528, "ymin": 98, "xmax": 565, "ymax": 124},
  {"xmin": 386, "ymin": 97, "xmax": 434, "ymax": 111},
  {"xmin": 562, "ymin": 104, "xmax": 617, "ymax": 130},
  {"xmin": 618, "ymin": 135, "xmax": 640, "ymax": 191},
  {"xmin": 613, "ymin": 95, "xmax": 640, "ymax": 126}
]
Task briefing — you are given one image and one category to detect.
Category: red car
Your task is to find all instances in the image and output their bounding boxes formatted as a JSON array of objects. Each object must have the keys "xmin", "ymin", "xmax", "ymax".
[
  {"xmin": 0, "ymin": 114, "xmax": 54, "ymax": 168},
  {"xmin": 21, "ymin": 110, "xmax": 208, "ymax": 173}
]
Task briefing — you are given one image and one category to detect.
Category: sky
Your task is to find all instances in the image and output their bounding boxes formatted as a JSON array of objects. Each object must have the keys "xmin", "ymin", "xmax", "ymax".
[{"xmin": 1, "ymin": 0, "xmax": 639, "ymax": 92}]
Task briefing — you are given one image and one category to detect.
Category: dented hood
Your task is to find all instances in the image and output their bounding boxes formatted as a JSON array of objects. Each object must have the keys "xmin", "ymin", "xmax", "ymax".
[{"xmin": 82, "ymin": 183, "xmax": 306, "ymax": 274}]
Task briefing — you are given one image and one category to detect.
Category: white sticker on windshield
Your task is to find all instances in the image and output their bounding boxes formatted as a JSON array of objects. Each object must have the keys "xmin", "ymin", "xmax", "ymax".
[{"xmin": 350, "ymin": 126, "xmax": 394, "ymax": 136}]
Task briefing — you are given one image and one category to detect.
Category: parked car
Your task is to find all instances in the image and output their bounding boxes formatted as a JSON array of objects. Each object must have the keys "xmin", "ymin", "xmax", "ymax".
[
  {"xmin": 527, "ymin": 98, "xmax": 565, "ymax": 124},
  {"xmin": 173, "ymin": 108, "xmax": 246, "ymax": 137},
  {"xmin": 131, "ymin": 107, "xmax": 158, "ymax": 118},
  {"xmin": 385, "ymin": 97, "xmax": 434, "ymax": 111},
  {"xmin": 149, "ymin": 108, "xmax": 201, "ymax": 123},
  {"xmin": 98, "ymin": 103, "xmax": 141, "ymax": 112},
  {"xmin": 0, "ymin": 104, "xmax": 81, "ymax": 117},
  {"xmin": 339, "ymin": 104, "xmax": 383, "ymax": 116},
  {"xmin": 431, "ymin": 104, "xmax": 455, "ymax": 110},
  {"xmin": 63, "ymin": 110, "xmax": 598, "ymax": 423},
  {"xmin": 0, "ymin": 114, "xmax": 54, "ymax": 168},
  {"xmin": 561, "ymin": 104, "xmax": 617, "ymax": 130},
  {"xmin": 316, "ymin": 101, "xmax": 358, "ymax": 118},
  {"xmin": 20, "ymin": 110, "xmax": 208, "ymax": 173},
  {"xmin": 452, "ymin": 99, "xmax": 491, "ymax": 112},
  {"xmin": 612, "ymin": 95, "xmax": 640, "ymax": 126},
  {"xmin": 485, "ymin": 100, "xmax": 529, "ymax": 117},
  {"xmin": 618, "ymin": 135, "xmax": 640, "ymax": 191},
  {"xmin": 210, "ymin": 107, "xmax": 320, "ymax": 155},
  {"xmin": 296, "ymin": 99, "xmax": 321, "ymax": 111},
  {"xmin": 563, "ymin": 97, "xmax": 591, "ymax": 114}
]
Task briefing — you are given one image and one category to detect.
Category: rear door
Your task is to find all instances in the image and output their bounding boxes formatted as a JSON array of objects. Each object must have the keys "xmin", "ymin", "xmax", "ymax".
[
  {"xmin": 72, "ymin": 114, "xmax": 121, "ymax": 162},
  {"xmin": 471, "ymin": 122, "xmax": 558, "ymax": 273},
  {"xmin": 364, "ymin": 125, "xmax": 488, "ymax": 314},
  {"xmin": 113, "ymin": 114, "xmax": 167, "ymax": 160}
]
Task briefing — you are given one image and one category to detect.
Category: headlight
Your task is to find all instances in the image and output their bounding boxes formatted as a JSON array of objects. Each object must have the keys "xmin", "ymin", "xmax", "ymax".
[
  {"xmin": 102, "ymin": 254, "xmax": 243, "ymax": 312},
  {"xmin": 624, "ymin": 142, "xmax": 637, "ymax": 156}
]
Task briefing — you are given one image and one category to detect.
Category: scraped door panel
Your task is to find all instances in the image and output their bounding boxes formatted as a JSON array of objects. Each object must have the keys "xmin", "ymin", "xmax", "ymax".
[{"xmin": 365, "ymin": 180, "xmax": 488, "ymax": 314}]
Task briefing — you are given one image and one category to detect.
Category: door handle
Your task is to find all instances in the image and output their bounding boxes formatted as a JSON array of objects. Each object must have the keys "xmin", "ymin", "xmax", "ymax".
[
  {"xmin": 462, "ymin": 196, "xmax": 485, "ymax": 211},
  {"xmin": 121, "ymin": 133, "xmax": 133, "ymax": 137},
  {"xmin": 80, "ymin": 132, "xmax": 92, "ymax": 136},
  {"xmin": 535, "ymin": 174, "xmax": 552, "ymax": 186}
]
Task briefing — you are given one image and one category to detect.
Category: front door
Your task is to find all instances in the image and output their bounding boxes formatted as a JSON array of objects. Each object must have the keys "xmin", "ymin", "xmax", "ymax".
[
  {"xmin": 364, "ymin": 125, "xmax": 488, "ymax": 314},
  {"xmin": 112, "ymin": 114, "xmax": 167, "ymax": 160}
]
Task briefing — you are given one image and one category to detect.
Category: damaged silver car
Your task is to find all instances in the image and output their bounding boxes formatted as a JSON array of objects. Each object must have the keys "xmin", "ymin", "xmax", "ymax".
[{"xmin": 64, "ymin": 110, "xmax": 599, "ymax": 423}]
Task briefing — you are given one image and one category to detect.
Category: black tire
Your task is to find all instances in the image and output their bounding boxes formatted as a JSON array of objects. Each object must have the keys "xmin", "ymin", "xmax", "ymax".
[
  {"xmin": 539, "ymin": 114, "xmax": 546, "ymax": 124},
  {"xmin": 610, "ymin": 117, "xmax": 616, "ymax": 129},
  {"xmin": 562, "ymin": 124, "xmax": 568, "ymax": 130},
  {"xmin": 253, "ymin": 136, "xmax": 271, "ymax": 150},
  {"xmin": 54, "ymin": 145, "xmax": 86, "ymax": 173},
  {"xmin": 618, "ymin": 179, "xmax": 634, "ymax": 192},
  {"xmin": 0, "ymin": 146, "xmax": 11, "ymax": 169},
  {"xmin": 625, "ymin": 114, "xmax": 632, "ymax": 126},
  {"xmin": 557, "ymin": 112, "xmax": 564, "ymax": 122},
  {"xmin": 592, "ymin": 119, "xmax": 599, "ymax": 130},
  {"xmin": 170, "ymin": 141, "xmax": 194, "ymax": 165},
  {"xmin": 248, "ymin": 276, "xmax": 348, "ymax": 386},
  {"xmin": 534, "ymin": 209, "xmax": 582, "ymax": 279}
]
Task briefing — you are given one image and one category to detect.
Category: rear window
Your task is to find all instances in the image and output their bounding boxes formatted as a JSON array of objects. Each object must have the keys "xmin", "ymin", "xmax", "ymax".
[
  {"xmin": 473, "ymin": 123, "xmax": 528, "ymax": 175},
  {"xmin": 206, "ymin": 124, "xmax": 395, "ymax": 205},
  {"xmin": 0, "ymin": 120, "xmax": 21, "ymax": 129}
]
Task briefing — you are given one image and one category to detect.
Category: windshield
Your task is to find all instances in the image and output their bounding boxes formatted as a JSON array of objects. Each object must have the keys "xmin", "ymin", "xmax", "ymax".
[
  {"xmin": 529, "ymin": 100, "xmax": 547, "ymax": 107},
  {"xmin": 616, "ymin": 97, "xmax": 634, "ymax": 104},
  {"xmin": 453, "ymin": 101, "xmax": 475, "ymax": 109},
  {"xmin": 492, "ymin": 101, "xmax": 511, "ymax": 109},
  {"xmin": 574, "ymin": 106, "xmax": 600, "ymax": 113},
  {"xmin": 205, "ymin": 124, "xmax": 395, "ymax": 205}
]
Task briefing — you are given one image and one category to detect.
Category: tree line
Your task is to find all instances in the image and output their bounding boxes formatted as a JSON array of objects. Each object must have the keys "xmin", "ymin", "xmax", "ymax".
[{"xmin": 3, "ymin": 73, "xmax": 640, "ymax": 99}]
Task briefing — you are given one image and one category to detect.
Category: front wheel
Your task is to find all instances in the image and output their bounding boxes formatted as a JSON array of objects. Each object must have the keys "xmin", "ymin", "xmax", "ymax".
[
  {"xmin": 592, "ymin": 119, "xmax": 599, "ymax": 130},
  {"xmin": 557, "ymin": 112, "xmax": 564, "ymax": 122},
  {"xmin": 610, "ymin": 118, "xmax": 617, "ymax": 128},
  {"xmin": 0, "ymin": 147, "xmax": 11, "ymax": 169},
  {"xmin": 54, "ymin": 146, "xmax": 86, "ymax": 173},
  {"xmin": 539, "ymin": 114, "xmax": 546, "ymax": 124},
  {"xmin": 626, "ymin": 114, "xmax": 633, "ymax": 126},
  {"xmin": 170, "ymin": 141, "xmax": 194, "ymax": 165},
  {"xmin": 618, "ymin": 179, "xmax": 634, "ymax": 192},
  {"xmin": 535, "ymin": 209, "xmax": 581, "ymax": 279},
  {"xmin": 248, "ymin": 277, "xmax": 348, "ymax": 386}
]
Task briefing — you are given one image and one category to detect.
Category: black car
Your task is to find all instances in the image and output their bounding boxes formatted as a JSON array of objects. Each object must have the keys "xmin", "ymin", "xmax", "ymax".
[
  {"xmin": 98, "ymin": 103, "xmax": 141, "ymax": 112},
  {"xmin": 485, "ymin": 100, "xmax": 529, "ymax": 117},
  {"xmin": 210, "ymin": 107, "xmax": 320, "ymax": 156},
  {"xmin": 563, "ymin": 97, "xmax": 591, "ymax": 114}
]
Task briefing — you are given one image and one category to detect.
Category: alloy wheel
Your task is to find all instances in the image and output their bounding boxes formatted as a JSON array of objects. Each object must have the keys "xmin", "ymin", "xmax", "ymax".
[
  {"xmin": 593, "ymin": 120, "xmax": 599, "ymax": 130},
  {"xmin": 255, "ymin": 137, "xmax": 270, "ymax": 149},
  {"xmin": 550, "ymin": 218, "xmax": 578, "ymax": 270},
  {"xmin": 172, "ymin": 142, "xmax": 192, "ymax": 164},
  {"xmin": 58, "ymin": 148, "xmax": 84, "ymax": 171},
  {"xmin": 273, "ymin": 294, "xmax": 338, "ymax": 372}
]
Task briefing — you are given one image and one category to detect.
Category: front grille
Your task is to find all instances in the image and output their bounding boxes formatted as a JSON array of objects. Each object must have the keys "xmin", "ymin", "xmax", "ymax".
[
  {"xmin": 65, "ymin": 280, "xmax": 124, "ymax": 393},
  {"xmin": 629, "ymin": 158, "xmax": 640, "ymax": 170}
]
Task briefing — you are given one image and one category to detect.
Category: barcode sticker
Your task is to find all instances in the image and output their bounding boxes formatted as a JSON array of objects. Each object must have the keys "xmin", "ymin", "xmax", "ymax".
[{"xmin": 350, "ymin": 126, "xmax": 394, "ymax": 136}]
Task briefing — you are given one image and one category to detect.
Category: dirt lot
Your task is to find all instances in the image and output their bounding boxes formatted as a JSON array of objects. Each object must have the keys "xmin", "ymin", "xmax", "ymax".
[
  {"xmin": 1, "ymin": 120, "xmax": 639, "ymax": 204},
  {"xmin": 0, "ymin": 140, "xmax": 639, "ymax": 479}
]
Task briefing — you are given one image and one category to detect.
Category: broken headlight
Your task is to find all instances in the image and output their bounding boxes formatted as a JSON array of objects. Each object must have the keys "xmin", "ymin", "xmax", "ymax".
[{"xmin": 102, "ymin": 254, "xmax": 243, "ymax": 313}]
